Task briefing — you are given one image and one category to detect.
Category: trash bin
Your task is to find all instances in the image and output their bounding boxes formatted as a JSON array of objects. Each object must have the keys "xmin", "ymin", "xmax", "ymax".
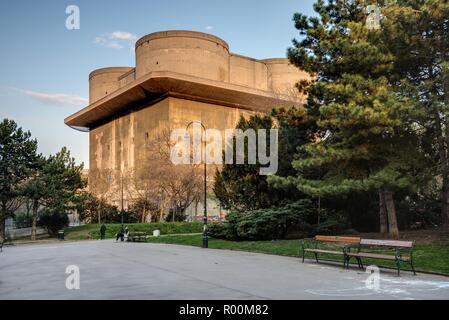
[
  {"xmin": 153, "ymin": 229, "xmax": 160, "ymax": 237},
  {"xmin": 58, "ymin": 230, "xmax": 64, "ymax": 241}
]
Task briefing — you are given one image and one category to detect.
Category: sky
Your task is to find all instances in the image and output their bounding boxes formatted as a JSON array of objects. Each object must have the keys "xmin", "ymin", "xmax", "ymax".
[{"xmin": 0, "ymin": 0, "xmax": 316, "ymax": 168}]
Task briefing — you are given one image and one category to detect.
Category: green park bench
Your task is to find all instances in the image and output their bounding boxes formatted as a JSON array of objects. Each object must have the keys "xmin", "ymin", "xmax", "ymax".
[
  {"xmin": 127, "ymin": 231, "xmax": 147, "ymax": 242},
  {"xmin": 345, "ymin": 239, "xmax": 416, "ymax": 276},
  {"xmin": 301, "ymin": 235, "xmax": 361, "ymax": 267}
]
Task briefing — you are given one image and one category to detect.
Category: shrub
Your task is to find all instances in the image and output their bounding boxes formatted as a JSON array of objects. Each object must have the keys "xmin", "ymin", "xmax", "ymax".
[
  {"xmin": 105, "ymin": 210, "xmax": 139, "ymax": 224},
  {"xmin": 14, "ymin": 214, "xmax": 33, "ymax": 229},
  {"xmin": 38, "ymin": 209, "xmax": 69, "ymax": 236},
  {"xmin": 208, "ymin": 223, "xmax": 234, "ymax": 239},
  {"xmin": 210, "ymin": 200, "xmax": 317, "ymax": 240}
]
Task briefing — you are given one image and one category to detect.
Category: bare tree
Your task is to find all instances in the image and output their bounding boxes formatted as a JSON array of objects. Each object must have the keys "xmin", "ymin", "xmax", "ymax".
[{"xmin": 128, "ymin": 126, "xmax": 204, "ymax": 222}]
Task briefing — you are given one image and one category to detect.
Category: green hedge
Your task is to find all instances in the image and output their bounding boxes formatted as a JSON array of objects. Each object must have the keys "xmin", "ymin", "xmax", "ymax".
[{"xmin": 64, "ymin": 222, "xmax": 203, "ymax": 240}]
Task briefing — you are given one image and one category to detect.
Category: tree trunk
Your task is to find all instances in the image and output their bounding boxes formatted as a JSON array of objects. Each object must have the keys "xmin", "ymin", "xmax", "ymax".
[
  {"xmin": 317, "ymin": 196, "xmax": 321, "ymax": 225},
  {"xmin": 0, "ymin": 217, "xmax": 5, "ymax": 241},
  {"xmin": 98, "ymin": 203, "xmax": 101, "ymax": 225},
  {"xmin": 142, "ymin": 204, "xmax": 146, "ymax": 223},
  {"xmin": 433, "ymin": 110, "xmax": 449, "ymax": 229},
  {"xmin": 0, "ymin": 202, "xmax": 6, "ymax": 241},
  {"xmin": 384, "ymin": 190, "xmax": 399, "ymax": 239},
  {"xmin": 159, "ymin": 204, "xmax": 165, "ymax": 222},
  {"xmin": 442, "ymin": 174, "xmax": 449, "ymax": 228},
  {"xmin": 379, "ymin": 191, "xmax": 388, "ymax": 234},
  {"xmin": 31, "ymin": 199, "xmax": 38, "ymax": 241}
]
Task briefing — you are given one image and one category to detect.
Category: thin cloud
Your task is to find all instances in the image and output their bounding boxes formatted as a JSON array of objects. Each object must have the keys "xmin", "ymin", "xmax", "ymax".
[
  {"xmin": 8, "ymin": 87, "xmax": 88, "ymax": 107},
  {"xmin": 94, "ymin": 31, "xmax": 138, "ymax": 50},
  {"xmin": 94, "ymin": 36, "xmax": 106, "ymax": 45},
  {"xmin": 110, "ymin": 31, "xmax": 138, "ymax": 41},
  {"xmin": 106, "ymin": 41, "xmax": 124, "ymax": 49},
  {"xmin": 205, "ymin": 26, "xmax": 214, "ymax": 31}
]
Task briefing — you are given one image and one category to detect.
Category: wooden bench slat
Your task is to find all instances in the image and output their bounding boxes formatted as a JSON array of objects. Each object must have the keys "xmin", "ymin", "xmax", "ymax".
[
  {"xmin": 360, "ymin": 239, "xmax": 414, "ymax": 248},
  {"xmin": 347, "ymin": 252, "xmax": 411, "ymax": 261},
  {"xmin": 128, "ymin": 231, "xmax": 147, "ymax": 242},
  {"xmin": 305, "ymin": 249, "xmax": 345, "ymax": 255},
  {"xmin": 315, "ymin": 235, "xmax": 361, "ymax": 244}
]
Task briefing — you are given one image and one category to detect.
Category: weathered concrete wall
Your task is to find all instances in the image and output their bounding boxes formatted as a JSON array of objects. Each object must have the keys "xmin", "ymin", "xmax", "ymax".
[
  {"xmin": 89, "ymin": 99, "xmax": 170, "ymax": 206},
  {"xmin": 229, "ymin": 54, "xmax": 268, "ymax": 90},
  {"xmin": 263, "ymin": 58, "xmax": 310, "ymax": 95},
  {"xmin": 89, "ymin": 67, "xmax": 133, "ymax": 104},
  {"xmin": 135, "ymin": 31, "xmax": 230, "ymax": 81},
  {"xmin": 118, "ymin": 68, "xmax": 136, "ymax": 88},
  {"xmin": 168, "ymin": 97, "xmax": 255, "ymax": 130},
  {"xmin": 89, "ymin": 97, "xmax": 255, "ymax": 206},
  {"xmin": 88, "ymin": 31, "xmax": 308, "ymax": 108}
]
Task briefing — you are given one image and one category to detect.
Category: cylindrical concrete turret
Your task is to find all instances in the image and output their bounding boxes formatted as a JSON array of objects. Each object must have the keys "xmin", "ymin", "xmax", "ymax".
[
  {"xmin": 262, "ymin": 58, "xmax": 303, "ymax": 95},
  {"xmin": 89, "ymin": 67, "xmax": 133, "ymax": 104},
  {"xmin": 135, "ymin": 30, "xmax": 230, "ymax": 81}
]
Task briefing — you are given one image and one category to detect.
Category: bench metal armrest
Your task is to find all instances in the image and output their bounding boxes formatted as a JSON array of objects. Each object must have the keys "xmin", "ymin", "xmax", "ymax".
[
  {"xmin": 344, "ymin": 244, "xmax": 360, "ymax": 254},
  {"xmin": 299, "ymin": 238, "xmax": 317, "ymax": 255},
  {"xmin": 301, "ymin": 238, "xmax": 317, "ymax": 249},
  {"xmin": 395, "ymin": 246, "xmax": 413, "ymax": 260}
]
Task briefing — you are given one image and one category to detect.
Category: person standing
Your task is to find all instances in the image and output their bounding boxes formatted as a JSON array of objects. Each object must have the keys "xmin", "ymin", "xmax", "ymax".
[{"xmin": 100, "ymin": 223, "xmax": 106, "ymax": 240}]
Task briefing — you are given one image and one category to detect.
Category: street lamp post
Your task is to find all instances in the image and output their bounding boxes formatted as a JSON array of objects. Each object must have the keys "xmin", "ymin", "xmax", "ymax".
[
  {"xmin": 186, "ymin": 121, "xmax": 208, "ymax": 248},
  {"xmin": 121, "ymin": 172, "xmax": 124, "ymax": 229}
]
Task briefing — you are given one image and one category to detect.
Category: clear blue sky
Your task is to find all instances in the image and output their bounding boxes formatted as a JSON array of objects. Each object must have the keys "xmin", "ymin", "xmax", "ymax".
[{"xmin": 0, "ymin": 0, "xmax": 316, "ymax": 168}]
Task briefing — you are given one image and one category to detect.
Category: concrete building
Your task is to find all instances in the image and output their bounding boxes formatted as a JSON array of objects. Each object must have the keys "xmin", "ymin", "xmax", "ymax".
[{"xmin": 65, "ymin": 30, "xmax": 308, "ymax": 216}]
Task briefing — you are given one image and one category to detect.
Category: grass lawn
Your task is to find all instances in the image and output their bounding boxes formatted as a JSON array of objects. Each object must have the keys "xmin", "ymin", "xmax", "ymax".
[
  {"xmin": 64, "ymin": 222, "xmax": 202, "ymax": 241},
  {"xmin": 63, "ymin": 224, "xmax": 449, "ymax": 275},
  {"xmin": 146, "ymin": 234, "xmax": 449, "ymax": 275}
]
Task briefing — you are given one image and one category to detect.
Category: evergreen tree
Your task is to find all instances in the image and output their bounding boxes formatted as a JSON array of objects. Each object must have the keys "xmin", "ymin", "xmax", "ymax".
[
  {"xmin": 213, "ymin": 115, "xmax": 278, "ymax": 211},
  {"xmin": 214, "ymin": 109, "xmax": 314, "ymax": 212},
  {"xmin": 270, "ymin": 0, "xmax": 426, "ymax": 238},
  {"xmin": 381, "ymin": 0, "xmax": 449, "ymax": 227},
  {"xmin": 0, "ymin": 119, "xmax": 38, "ymax": 240},
  {"xmin": 22, "ymin": 155, "xmax": 47, "ymax": 240},
  {"xmin": 36, "ymin": 147, "xmax": 86, "ymax": 236}
]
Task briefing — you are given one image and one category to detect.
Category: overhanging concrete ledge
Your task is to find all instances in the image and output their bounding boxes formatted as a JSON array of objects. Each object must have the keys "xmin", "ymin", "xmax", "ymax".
[{"xmin": 64, "ymin": 71, "xmax": 304, "ymax": 129}]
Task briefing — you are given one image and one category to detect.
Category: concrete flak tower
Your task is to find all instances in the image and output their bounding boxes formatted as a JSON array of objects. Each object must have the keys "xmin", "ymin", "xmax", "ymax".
[{"xmin": 65, "ymin": 30, "xmax": 309, "ymax": 210}]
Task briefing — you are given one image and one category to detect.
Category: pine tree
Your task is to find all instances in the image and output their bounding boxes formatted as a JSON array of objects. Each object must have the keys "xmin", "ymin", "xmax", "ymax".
[
  {"xmin": 36, "ymin": 147, "xmax": 86, "ymax": 236},
  {"xmin": 0, "ymin": 119, "xmax": 38, "ymax": 240},
  {"xmin": 381, "ymin": 0, "xmax": 449, "ymax": 227},
  {"xmin": 270, "ymin": 0, "xmax": 425, "ymax": 238}
]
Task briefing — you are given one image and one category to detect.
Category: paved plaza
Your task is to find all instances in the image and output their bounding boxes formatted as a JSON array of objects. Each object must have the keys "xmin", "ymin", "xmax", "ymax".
[{"xmin": 1, "ymin": 240, "xmax": 448, "ymax": 300}]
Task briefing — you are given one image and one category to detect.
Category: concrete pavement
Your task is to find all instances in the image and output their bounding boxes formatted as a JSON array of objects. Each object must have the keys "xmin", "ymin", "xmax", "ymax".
[{"xmin": 1, "ymin": 240, "xmax": 448, "ymax": 300}]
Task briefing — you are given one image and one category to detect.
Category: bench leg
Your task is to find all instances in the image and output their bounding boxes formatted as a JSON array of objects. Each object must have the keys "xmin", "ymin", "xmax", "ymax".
[
  {"xmin": 344, "ymin": 255, "xmax": 351, "ymax": 269},
  {"xmin": 395, "ymin": 259, "xmax": 401, "ymax": 277},
  {"xmin": 314, "ymin": 252, "xmax": 319, "ymax": 263},
  {"xmin": 302, "ymin": 248, "xmax": 305, "ymax": 263},
  {"xmin": 410, "ymin": 260, "xmax": 417, "ymax": 276},
  {"xmin": 357, "ymin": 257, "xmax": 364, "ymax": 269}
]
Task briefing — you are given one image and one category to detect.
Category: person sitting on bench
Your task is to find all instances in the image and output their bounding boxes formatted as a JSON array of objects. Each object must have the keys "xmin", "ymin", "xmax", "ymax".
[
  {"xmin": 124, "ymin": 227, "xmax": 129, "ymax": 242},
  {"xmin": 116, "ymin": 226, "xmax": 125, "ymax": 242}
]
